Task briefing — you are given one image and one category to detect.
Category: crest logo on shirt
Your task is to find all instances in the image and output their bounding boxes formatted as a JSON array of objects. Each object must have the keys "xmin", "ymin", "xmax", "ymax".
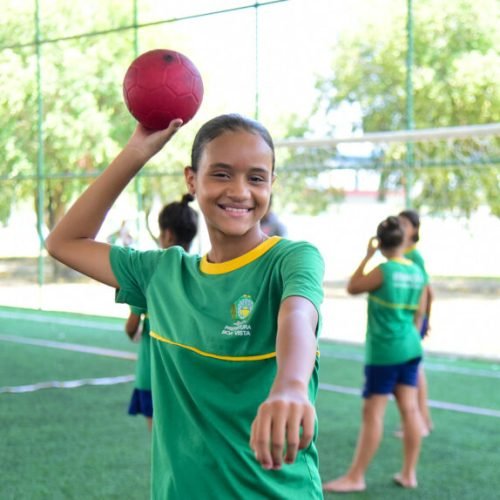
[
  {"xmin": 221, "ymin": 294, "xmax": 254, "ymax": 337},
  {"xmin": 231, "ymin": 294, "xmax": 254, "ymax": 321}
]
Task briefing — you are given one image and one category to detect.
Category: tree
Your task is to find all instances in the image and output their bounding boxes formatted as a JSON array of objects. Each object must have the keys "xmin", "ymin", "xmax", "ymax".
[
  {"xmin": 313, "ymin": 0, "xmax": 500, "ymax": 217},
  {"xmin": 0, "ymin": 0, "xmax": 192, "ymax": 245}
]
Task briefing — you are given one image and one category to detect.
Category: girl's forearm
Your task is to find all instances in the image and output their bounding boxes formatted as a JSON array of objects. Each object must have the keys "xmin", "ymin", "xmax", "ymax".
[
  {"xmin": 347, "ymin": 255, "xmax": 371, "ymax": 294},
  {"xmin": 47, "ymin": 147, "xmax": 145, "ymax": 245},
  {"xmin": 47, "ymin": 121, "xmax": 182, "ymax": 250},
  {"xmin": 271, "ymin": 302, "xmax": 318, "ymax": 396}
]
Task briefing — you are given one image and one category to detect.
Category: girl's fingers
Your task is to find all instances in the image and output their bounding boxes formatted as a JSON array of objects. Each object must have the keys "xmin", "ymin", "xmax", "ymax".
[
  {"xmin": 298, "ymin": 406, "xmax": 315, "ymax": 450},
  {"xmin": 284, "ymin": 405, "xmax": 301, "ymax": 464},
  {"xmin": 269, "ymin": 404, "xmax": 287, "ymax": 469},
  {"xmin": 252, "ymin": 401, "xmax": 316, "ymax": 469},
  {"xmin": 251, "ymin": 407, "xmax": 273, "ymax": 469}
]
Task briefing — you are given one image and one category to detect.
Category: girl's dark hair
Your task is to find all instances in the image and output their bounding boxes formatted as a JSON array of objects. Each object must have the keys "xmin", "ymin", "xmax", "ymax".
[
  {"xmin": 190, "ymin": 113, "xmax": 275, "ymax": 172},
  {"xmin": 158, "ymin": 193, "xmax": 198, "ymax": 250},
  {"xmin": 399, "ymin": 209, "xmax": 420, "ymax": 242},
  {"xmin": 376, "ymin": 216, "xmax": 404, "ymax": 250}
]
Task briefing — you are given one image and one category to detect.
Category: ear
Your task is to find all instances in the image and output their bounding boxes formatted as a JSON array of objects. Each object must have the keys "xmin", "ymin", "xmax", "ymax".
[{"xmin": 184, "ymin": 166, "xmax": 196, "ymax": 195}]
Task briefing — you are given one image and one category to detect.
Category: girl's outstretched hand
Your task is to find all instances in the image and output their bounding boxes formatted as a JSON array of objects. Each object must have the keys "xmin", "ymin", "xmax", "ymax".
[
  {"xmin": 125, "ymin": 119, "xmax": 183, "ymax": 163},
  {"xmin": 250, "ymin": 388, "xmax": 315, "ymax": 470}
]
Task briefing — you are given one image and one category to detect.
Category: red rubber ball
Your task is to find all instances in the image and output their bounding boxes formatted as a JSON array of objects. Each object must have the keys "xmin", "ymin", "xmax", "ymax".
[{"xmin": 123, "ymin": 49, "xmax": 204, "ymax": 130}]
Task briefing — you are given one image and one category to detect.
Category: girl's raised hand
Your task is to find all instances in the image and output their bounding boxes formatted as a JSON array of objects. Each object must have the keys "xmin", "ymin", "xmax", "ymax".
[
  {"xmin": 125, "ymin": 119, "xmax": 183, "ymax": 163},
  {"xmin": 366, "ymin": 236, "xmax": 379, "ymax": 258}
]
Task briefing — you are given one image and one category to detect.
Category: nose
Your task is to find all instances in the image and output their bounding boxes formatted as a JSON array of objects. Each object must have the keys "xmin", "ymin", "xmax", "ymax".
[{"xmin": 226, "ymin": 176, "xmax": 250, "ymax": 200}]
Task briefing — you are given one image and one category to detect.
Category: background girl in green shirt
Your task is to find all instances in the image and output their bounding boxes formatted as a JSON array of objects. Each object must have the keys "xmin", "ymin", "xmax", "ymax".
[
  {"xmin": 125, "ymin": 194, "xmax": 198, "ymax": 431},
  {"xmin": 399, "ymin": 209, "xmax": 434, "ymax": 435},
  {"xmin": 323, "ymin": 216, "xmax": 426, "ymax": 493}
]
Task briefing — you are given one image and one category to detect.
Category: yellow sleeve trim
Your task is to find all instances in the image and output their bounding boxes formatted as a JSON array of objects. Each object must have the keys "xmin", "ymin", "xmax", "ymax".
[
  {"xmin": 150, "ymin": 330, "xmax": 320, "ymax": 362},
  {"xmin": 369, "ymin": 295, "xmax": 419, "ymax": 310},
  {"xmin": 200, "ymin": 236, "xmax": 281, "ymax": 274}
]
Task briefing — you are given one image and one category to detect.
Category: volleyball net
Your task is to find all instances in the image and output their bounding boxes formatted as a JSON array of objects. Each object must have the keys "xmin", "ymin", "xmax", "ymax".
[{"xmin": 275, "ymin": 123, "xmax": 500, "ymax": 171}]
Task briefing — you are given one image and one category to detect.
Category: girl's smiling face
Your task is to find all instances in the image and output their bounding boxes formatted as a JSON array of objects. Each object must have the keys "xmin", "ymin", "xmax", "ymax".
[{"xmin": 185, "ymin": 129, "xmax": 274, "ymax": 241}]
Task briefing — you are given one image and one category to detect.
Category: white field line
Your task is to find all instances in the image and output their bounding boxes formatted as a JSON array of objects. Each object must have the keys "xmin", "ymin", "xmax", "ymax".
[
  {"xmin": 0, "ymin": 309, "xmax": 122, "ymax": 331},
  {"xmin": 3, "ymin": 308, "xmax": 497, "ymax": 378},
  {"xmin": 0, "ymin": 334, "xmax": 136, "ymax": 360},
  {"xmin": 2, "ymin": 334, "xmax": 499, "ymax": 418},
  {"xmin": 319, "ymin": 383, "xmax": 500, "ymax": 418},
  {"xmin": 0, "ymin": 375, "xmax": 134, "ymax": 394},
  {"xmin": 320, "ymin": 350, "xmax": 500, "ymax": 379}
]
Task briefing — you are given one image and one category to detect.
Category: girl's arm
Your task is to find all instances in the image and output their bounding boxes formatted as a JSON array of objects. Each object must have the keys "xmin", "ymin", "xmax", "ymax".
[
  {"xmin": 347, "ymin": 236, "xmax": 383, "ymax": 294},
  {"xmin": 45, "ymin": 121, "xmax": 182, "ymax": 287},
  {"xmin": 250, "ymin": 296, "xmax": 318, "ymax": 470},
  {"xmin": 415, "ymin": 286, "xmax": 427, "ymax": 332},
  {"xmin": 125, "ymin": 312, "xmax": 142, "ymax": 341},
  {"xmin": 425, "ymin": 284, "xmax": 434, "ymax": 332}
]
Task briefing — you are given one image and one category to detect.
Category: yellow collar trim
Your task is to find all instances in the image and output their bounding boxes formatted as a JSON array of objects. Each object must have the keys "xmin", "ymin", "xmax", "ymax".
[
  {"xmin": 150, "ymin": 331, "xmax": 276, "ymax": 362},
  {"xmin": 200, "ymin": 236, "xmax": 281, "ymax": 275},
  {"xmin": 406, "ymin": 245, "xmax": 417, "ymax": 253},
  {"xmin": 390, "ymin": 257, "xmax": 413, "ymax": 266}
]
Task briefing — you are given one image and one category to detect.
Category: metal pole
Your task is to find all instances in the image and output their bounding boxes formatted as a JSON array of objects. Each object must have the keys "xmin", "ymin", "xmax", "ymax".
[
  {"xmin": 254, "ymin": 3, "xmax": 260, "ymax": 121},
  {"xmin": 132, "ymin": 0, "xmax": 143, "ymax": 243},
  {"xmin": 405, "ymin": 0, "xmax": 415, "ymax": 208},
  {"xmin": 35, "ymin": 0, "xmax": 45, "ymax": 305}
]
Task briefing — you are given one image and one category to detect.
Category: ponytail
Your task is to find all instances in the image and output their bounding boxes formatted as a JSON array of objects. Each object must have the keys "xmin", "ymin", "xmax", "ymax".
[
  {"xmin": 158, "ymin": 194, "xmax": 198, "ymax": 250},
  {"xmin": 376, "ymin": 216, "xmax": 404, "ymax": 249}
]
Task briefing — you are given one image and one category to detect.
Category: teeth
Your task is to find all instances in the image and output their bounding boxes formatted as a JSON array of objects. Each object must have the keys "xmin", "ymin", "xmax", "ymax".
[{"xmin": 224, "ymin": 207, "xmax": 249, "ymax": 213}]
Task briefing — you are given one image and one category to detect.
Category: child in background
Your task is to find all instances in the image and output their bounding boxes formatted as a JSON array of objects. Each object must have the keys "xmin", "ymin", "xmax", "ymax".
[
  {"xmin": 46, "ymin": 114, "xmax": 325, "ymax": 499},
  {"xmin": 323, "ymin": 216, "xmax": 427, "ymax": 493},
  {"xmin": 125, "ymin": 194, "xmax": 198, "ymax": 431},
  {"xmin": 399, "ymin": 209, "xmax": 434, "ymax": 435},
  {"xmin": 261, "ymin": 195, "xmax": 287, "ymax": 237}
]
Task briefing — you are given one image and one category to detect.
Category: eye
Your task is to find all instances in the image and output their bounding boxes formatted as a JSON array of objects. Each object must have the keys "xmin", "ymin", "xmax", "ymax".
[
  {"xmin": 211, "ymin": 171, "xmax": 230, "ymax": 179},
  {"xmin": 249, "ymin": 175, "xmax": 266, "ymax": 183}
]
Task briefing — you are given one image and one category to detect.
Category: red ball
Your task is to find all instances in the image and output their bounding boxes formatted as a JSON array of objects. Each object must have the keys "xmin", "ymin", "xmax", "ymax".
[{"xmin": 123, "ymin": 49, "xmax": 204, "ymax": 130}]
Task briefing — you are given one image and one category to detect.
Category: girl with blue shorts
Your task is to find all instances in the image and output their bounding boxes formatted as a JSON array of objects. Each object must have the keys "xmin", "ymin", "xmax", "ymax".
[
  {"xmin": 125, "ymin": 194, "xmax": 198, "ymax": 431},
  {"xmin": 399, "ymin": 209, "xmax": 434, "ymax": 435},
  {"xmin": 324, "ymin": 216, "xmax": 427, "ymax": 493}
]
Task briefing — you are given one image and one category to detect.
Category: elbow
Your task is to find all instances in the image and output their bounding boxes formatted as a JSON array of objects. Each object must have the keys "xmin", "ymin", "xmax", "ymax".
[
  {"xmin": 346, "ymin": 282, "xmax": 361, "ymax": 295},
  {"xmin": 45, "ymin": 231, "xmax": 69, "ymax": 263},
  {"xmin": 125, "ymin": 326, "xmax": 136, "ymax": 336},
  {"xmin": 45, "ymin": 233, "xmax": 64, "ymax": 261},
  {"xmin": 44, "ymin": 233, "xmax": 58, "ymax": 258}
]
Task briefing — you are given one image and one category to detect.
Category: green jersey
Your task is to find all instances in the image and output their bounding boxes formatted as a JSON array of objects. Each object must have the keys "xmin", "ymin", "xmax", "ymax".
[
  {"xmin": 366, "ymin": 258, "xmax": 426, "ymax": 365},
  {"xmin": 110, "ymin": 237, "xmax": 325, "ymax": 500},
  {"xmin": 405, "ymin": 246, "xmax": 429, "ymax": 281},
  {"xmin": 130, "ymin": 306, "xmax": 151, "ymax": 391}
]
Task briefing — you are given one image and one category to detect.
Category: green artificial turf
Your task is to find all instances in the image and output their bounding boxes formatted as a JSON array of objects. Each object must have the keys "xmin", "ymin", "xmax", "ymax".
[{"xmin": 1, "ymin": 306, "xmax": 499, "ymax": 499}]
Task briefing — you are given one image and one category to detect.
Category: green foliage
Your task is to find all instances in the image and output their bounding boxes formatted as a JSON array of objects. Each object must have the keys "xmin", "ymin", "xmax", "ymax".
[
  {"xmin": 274, "ymin": 113, "xmax": 345, "ymax": 215},
  {"xmin": 312, "ymin": 0, "xmax": 500, "ymax": 217},
  {"xmin": 0, "ymin": 0, "xmax": 189, "ymax": 233}
]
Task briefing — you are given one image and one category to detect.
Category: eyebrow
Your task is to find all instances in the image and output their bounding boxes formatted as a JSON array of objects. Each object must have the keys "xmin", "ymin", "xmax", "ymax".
[{"xmin": 208, "ymin": 163, "xmax": 271, "ymax": 175}]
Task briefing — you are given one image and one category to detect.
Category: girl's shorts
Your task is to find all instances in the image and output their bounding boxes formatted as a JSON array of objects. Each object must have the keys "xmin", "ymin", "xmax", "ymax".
[
  {"xmin": 362, "ymin": 357, "xmax": 421, "ymax": 398},
  {"xmin": 128, "ymin": 388, "xmax": 153, "ymax": 418}
]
